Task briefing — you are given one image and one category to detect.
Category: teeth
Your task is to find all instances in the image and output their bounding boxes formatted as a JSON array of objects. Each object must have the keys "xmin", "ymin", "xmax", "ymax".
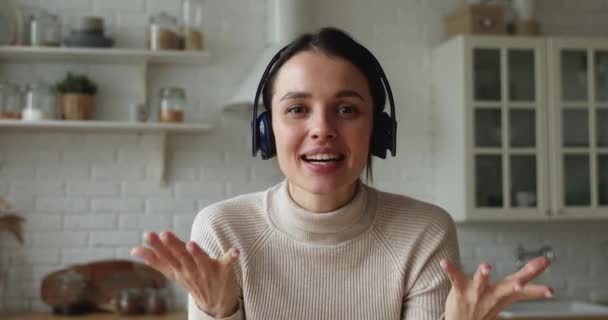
[{"xmin": 305, "ymin": 153, "xmax": 341, "ymax": 161}]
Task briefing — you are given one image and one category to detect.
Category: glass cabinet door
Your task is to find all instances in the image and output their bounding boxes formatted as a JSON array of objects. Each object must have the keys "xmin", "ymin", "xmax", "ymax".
[
  {"xmin": 557, "ymin": 47, "xmax": 608, "ymax": 211},
  {"xmin": 472, "ymin": 46, "xmax": 542, "ymax": 214}
]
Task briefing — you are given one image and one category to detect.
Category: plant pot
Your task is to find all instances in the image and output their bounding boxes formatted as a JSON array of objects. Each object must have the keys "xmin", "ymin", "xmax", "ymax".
[{"xmin": 59, "ymin": 94, "xmax": 93, "ymax": 120}]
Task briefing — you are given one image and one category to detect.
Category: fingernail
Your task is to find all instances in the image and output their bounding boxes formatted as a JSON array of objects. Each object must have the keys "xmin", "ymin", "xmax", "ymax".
[
  {"xmin": 514, "ymin": 283, "xmax": 522, "ymax": 292},
  {"xmin": 232, "ymin": 248, "xmax": 240, "ymax": 257},
  {"xmin": 160, "ymin": 231, "xmax": 169, "ymax": 240},
  {"xmin": 481, "ymin": 266, "xmax": 490, "ymax": 275},
  {"xmin": 440, "ymin": 260, "xmax": 448, "ymax": 269},
  {"xmin": 545, "ymin": 288, "xmax": 554, "ymax": 298}
]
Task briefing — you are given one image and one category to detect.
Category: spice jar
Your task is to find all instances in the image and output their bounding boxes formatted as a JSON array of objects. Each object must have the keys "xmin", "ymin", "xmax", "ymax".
[
  {"xmin": 159, "ymin": 87, "xmax": 185, "ymax": 123},
  {"xmin": 148, "ymin": 12, "xmax": 180, "ymax": 50},
  {"xmin": 0, "ymin": 82, "xmax": 22, "ymax": 119},
  {"xmin": 22, "ymin": 82, "xmax": 56, "ymax": 121},
  {"xmin": 180, "ymin": 0, "xmax": 205, "ymax": 50},
  {"xmin": 30, "ymin": 11, "xmax": 61, "ymax": 46}
]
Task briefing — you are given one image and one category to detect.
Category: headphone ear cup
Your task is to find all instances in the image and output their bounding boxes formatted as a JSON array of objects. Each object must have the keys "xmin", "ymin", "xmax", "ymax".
[
  {"xmin": 370, "ymin": 112, "xmax": 393, "ymax": 159},
  {"xmin": 256, "ymin": 111, "xmax": 276, "ymax": 160}
]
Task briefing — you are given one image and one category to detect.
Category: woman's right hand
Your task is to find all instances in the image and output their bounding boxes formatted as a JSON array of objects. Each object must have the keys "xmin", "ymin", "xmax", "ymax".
[{"xmin": 130, "ymin": 231, "xmax": 241, "ymax": 318}]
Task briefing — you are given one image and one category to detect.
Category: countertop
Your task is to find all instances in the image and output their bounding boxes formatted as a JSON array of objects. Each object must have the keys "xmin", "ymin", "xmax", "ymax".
[{"xmin": 0, "ymin": 311, "xmax": 186, "ymax": 320}]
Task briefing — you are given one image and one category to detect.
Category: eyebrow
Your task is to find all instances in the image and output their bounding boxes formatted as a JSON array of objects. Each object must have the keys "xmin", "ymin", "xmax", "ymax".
[{"xmin": 279, "ymin": 90, "xmax": 365, "ymax": 102}]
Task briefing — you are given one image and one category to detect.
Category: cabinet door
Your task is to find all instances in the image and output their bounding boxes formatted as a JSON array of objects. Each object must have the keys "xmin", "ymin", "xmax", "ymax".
[
  {"xmin": 469, "ymin": 39, "xmax": 547, "ymax": 220},
  {"xmin": 551, "ymin": 40, "xmax": 608, "ymax": 218}
]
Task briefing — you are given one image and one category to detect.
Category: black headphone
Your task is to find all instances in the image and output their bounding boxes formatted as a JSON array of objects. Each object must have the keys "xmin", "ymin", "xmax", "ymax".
[{"xmin": 251, "ymin": 44, "xmax": 397, "ymax": 160}]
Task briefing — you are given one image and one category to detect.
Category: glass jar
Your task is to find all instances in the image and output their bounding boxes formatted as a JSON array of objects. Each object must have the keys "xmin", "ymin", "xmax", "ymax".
[
  {"xmin": 23, "ymin": 82, "xmax": 56, "ymax": 121},
  {"xmin": 113, "ymin": 289, "xmax": 144, "ymax": 315},
  {"xmin": 159, "ymin": 87, "xmax": 185, "ymax": 123},
  {"xmin": 30, "ymin": 11, "xmax": 61, "ymax": 46},
  {"xmin": 181, "ymin": 0, "xmax": 205, "ymax": 50},
  {"xmin": 0, "ymin": 83, "xmax": 23, "ymax": 119},
  {"xmin": 148, "ymin": 12, "xmax": 180, "ymax": 50}
]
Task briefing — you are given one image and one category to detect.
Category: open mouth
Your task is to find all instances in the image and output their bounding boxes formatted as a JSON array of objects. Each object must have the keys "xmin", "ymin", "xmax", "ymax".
[{"xmin": 301, "ymin": 153, "xmax": 346, "ymax": 164}]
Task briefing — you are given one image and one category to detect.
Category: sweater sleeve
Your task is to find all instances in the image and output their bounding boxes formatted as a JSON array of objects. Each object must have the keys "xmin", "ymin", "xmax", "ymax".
[
  {"xmin": 401, "ymin": 215, "xmax": 460, "ymax": 320},
  {"xmin": 188, "ymin": 207, "xmax": 245, "ymax": 320}
]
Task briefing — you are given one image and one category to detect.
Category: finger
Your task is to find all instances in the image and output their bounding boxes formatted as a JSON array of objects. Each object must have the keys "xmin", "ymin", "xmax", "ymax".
[
  {"xmin": 130, "ymin": 246, "xmax": 172, "ymax": 276},
  {"xmin": 218, "ymin": 247, "xmax": 240, "ymax": 267},
  {"xmin": 440, "ymin": 259, "xmax": 466, "ymax": 290},
  {"xmin": 472, "ymin": 262, "xmax": 491, "ymax": 295},
  {"xmin": 145, "ymin": 231, "xmax": 182, "ymax": 270},
  {"xmin": 159, "ymin": 231, "xmax": 197, "ymax": 272},
  {"xmin": 490, "ymin": 284, "xmax": 554, "ymax": 316},
  {"xmin": 186, "ymin": 240, "xmax": 214, "ymax": 269},
  {"xmin": 506, "ymin": 256, "xmax": 550, "ymax": 285}
]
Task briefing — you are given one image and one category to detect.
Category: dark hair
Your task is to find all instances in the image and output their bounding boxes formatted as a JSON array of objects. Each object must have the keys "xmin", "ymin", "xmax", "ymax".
[{"xmin": 261, "ymin": 27, "xmax": 387, "ymax": 182}]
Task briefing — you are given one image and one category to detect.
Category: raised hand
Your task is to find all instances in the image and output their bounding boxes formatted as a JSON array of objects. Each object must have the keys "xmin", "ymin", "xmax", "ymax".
[
  {"xmin": 441, "ymin": 256, "xmax": 552, "ymax": 320},
  {"xmin": 130, "ymin": 231, "xmax": 240, "ymax": 318}
]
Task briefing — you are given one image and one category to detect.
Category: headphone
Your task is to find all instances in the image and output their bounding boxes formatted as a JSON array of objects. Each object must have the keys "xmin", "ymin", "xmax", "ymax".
[{"xmin": 251, "ymin": 43, "xmax": 397, "ymax": 160}]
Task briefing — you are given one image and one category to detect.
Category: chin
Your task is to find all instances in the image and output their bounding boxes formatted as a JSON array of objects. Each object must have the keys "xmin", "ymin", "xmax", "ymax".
[{"xmin": 296, "ymin": 174, "xmax": 356, "ymax": 195}]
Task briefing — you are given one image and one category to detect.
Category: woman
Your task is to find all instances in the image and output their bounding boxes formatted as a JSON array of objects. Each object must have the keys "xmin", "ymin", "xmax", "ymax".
[{"xmin": 131, "ymin": 27, "xmax": 552, "ymax": 320}]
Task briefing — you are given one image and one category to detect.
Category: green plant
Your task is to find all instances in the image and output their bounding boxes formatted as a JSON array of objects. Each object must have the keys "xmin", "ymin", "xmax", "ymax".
[{"xmin": 55, "ymin": 72, "xmax": 98, "ymax": 95}]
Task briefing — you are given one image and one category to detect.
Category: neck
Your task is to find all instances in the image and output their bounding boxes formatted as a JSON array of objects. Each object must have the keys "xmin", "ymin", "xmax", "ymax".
[{"xmin": 287, "ymin": 180, "xmax": 358, "ymax": 213}]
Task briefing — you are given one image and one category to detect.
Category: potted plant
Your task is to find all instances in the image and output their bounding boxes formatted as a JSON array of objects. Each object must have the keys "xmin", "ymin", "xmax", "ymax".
[{"xmin": 55, "ymin": 72, "xmax": 98, "ymax": 120}]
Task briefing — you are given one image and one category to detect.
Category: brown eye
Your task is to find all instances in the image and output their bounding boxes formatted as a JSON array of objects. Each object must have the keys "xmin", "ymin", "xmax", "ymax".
[{"xmin": 337, "ymin": 105, "xmax": 358, "ymax": 118}]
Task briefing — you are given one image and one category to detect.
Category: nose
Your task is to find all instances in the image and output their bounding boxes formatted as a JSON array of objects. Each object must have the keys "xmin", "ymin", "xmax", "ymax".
[{"xmin": 310, "ymin": 110, "xmax": 337, "ymax": 141}]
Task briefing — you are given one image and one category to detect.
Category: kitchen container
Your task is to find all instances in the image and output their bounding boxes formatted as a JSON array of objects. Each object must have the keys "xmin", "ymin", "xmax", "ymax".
[
  {"xmin": 444, "ymin": 4, "xmax": 506, "ymax": 38},
  {"xmin": 0, "ymin": 82, "xmax": 22, "ymax": 119},
  {"xmin": 159, "ymin": 87, "xmax": 185, "ymax": 123},
  {"xmin": 148, "ymin": 12, "xmax": 180, "ymax": 50},
  {"xmin": 22, "ymin": 81, "xmax": 56, "ymax": 121},
  {"xmin": 30, "ymin": 10, "xmax": 61, "ymax": 46},
  {"xmin": 181, "ymin": 0, "xmax": 205, "ymax": 50}
]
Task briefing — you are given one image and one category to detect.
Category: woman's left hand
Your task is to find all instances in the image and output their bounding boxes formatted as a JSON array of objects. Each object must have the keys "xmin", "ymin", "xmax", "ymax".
[{"xmin": 441, "ymin": 256, "xmax": 553, "ymax": 320}]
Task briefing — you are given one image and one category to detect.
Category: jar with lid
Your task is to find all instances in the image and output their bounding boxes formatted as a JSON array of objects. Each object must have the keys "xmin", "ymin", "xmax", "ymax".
[
  {"xmin": 148, "ymin": 12, "xmax": 180, "ymax": 50},
  {"xmin": 180, "ymin": 0, "xmax": 205, "ymax": 50},
  {"xmin": 0, "ymin": 83, "xmax": 22, "ymax": 119},
  {"xmin": 159, "ymin": 87, "xmax": 185, "ymax": 123},
  {"xmin": 144, "ymin": 288, "xmax": 169, "ymax": 314},
  {"xmin": 23, "ymin": 82, "xmax": 56, "ymax": 121},
  {"xmin": 30, "ymin": 11, "xmax": 61, "ymax": 46}
]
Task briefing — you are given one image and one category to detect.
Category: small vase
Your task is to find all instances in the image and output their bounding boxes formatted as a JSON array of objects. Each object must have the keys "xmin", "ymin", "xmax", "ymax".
[{"xmin": 60, "ymin": 94, "xmax": 93, "ymax": 120}]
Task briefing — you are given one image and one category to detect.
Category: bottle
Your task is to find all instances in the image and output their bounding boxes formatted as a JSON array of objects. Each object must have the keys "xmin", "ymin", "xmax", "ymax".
[
  {"xmin": 148, "ymin": 12, "xmax": 180, "ymax": 50},
  {"xmin": 180, "ymin": 0, "xmax": 205, "ymax": 50},
  {"xmin": 30, "ymin": 10, "xmax": 61, "ymax": 46},
  {"xmin": 22, "ymin": 82, "xmax": 56, "ymax": 121},
  {"xmin": 0, "ymin": 82, "xmax": 22, "ymax": 119},
  {"xmin": 159, "ymin": 87, "xmax": 185, "ymax": 123}
]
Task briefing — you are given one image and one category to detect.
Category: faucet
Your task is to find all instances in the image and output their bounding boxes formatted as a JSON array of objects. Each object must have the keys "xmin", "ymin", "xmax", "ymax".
[{"xmin": 516, "ymin": 244, "xmax": 555, "ymax": 268}]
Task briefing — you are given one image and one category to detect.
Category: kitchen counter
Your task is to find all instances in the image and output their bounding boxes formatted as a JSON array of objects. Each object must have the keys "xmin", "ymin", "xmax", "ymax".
[{"xmin": 0, "ymin": 311, "xmax": 186, "ymax": 320}]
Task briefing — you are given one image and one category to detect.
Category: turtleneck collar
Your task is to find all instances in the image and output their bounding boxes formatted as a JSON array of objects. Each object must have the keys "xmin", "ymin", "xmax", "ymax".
[{"xmin": 267, "ymin": 179, "xmax": 377, "ymax": 246}]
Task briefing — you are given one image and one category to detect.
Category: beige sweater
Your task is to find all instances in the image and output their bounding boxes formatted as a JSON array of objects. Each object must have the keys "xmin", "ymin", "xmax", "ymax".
[{"xmin": 188, "ymin": 180, "xmax": 460, "ymax": 320}]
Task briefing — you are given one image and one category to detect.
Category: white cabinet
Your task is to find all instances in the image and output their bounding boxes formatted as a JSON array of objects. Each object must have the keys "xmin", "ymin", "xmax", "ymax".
[
  {"xmin": 434, "ymin": 35, "xmax": 548, "ymax": 222},
  {"xmin": 434, "ymin": 35, "xmax": 608, "ymax": 222},
  {"xmin": 548, "ymin": 38, "xmax": 608, "ymax": 219}
]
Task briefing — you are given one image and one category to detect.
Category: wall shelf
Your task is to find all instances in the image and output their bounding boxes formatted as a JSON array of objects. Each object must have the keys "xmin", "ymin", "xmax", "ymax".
[
  {"xmin": 0, "ymin": 119, "xmax": 213, "ymax": 132},
  {"xmin": 0, "ymin": 46, "xmax": 211, "ymax": 65}
]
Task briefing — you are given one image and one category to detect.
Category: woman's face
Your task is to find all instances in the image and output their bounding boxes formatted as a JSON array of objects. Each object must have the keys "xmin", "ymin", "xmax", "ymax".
[{"xmin": 270, "ymin": 50, "xmax": 373, "ymax": 196}]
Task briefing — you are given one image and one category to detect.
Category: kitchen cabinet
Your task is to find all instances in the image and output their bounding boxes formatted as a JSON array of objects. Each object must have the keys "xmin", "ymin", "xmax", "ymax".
[
  {"xmin": 548, "ymin": 38, "xmax": 608, "ymax": 219},
  {"xmin": 0, "ymin": 46, "xmax": 214, "ymax": 184},
  {"xmin": 433, "ymin": 35, "xmax": 608, "ymax": 222}
]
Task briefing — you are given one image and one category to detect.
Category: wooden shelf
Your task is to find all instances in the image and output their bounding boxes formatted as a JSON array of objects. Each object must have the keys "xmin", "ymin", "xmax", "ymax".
[
  {"xmin": 0, "ymin": 46, "xmax": 211, "ymax": 65},
  {"xmin": 0, "ymin": 119, "xmax": 213, "ymax": 133}
]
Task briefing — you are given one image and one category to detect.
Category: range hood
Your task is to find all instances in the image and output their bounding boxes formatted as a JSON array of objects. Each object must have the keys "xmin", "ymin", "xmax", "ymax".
[{"xmin": 225, "ymin": 0, "xmax": 313, "ymax": 109}]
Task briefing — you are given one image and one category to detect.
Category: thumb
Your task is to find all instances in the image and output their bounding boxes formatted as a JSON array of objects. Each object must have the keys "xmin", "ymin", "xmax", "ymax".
[{"xmin": 218, "ymin": 248, "xmax": 240, "ymax": 267}]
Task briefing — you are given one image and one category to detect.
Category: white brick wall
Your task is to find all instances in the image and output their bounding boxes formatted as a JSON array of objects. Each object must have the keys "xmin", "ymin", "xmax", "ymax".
[{"xmin": 1, "ymin": 0, "xmax": 608, "ymax": 313}]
